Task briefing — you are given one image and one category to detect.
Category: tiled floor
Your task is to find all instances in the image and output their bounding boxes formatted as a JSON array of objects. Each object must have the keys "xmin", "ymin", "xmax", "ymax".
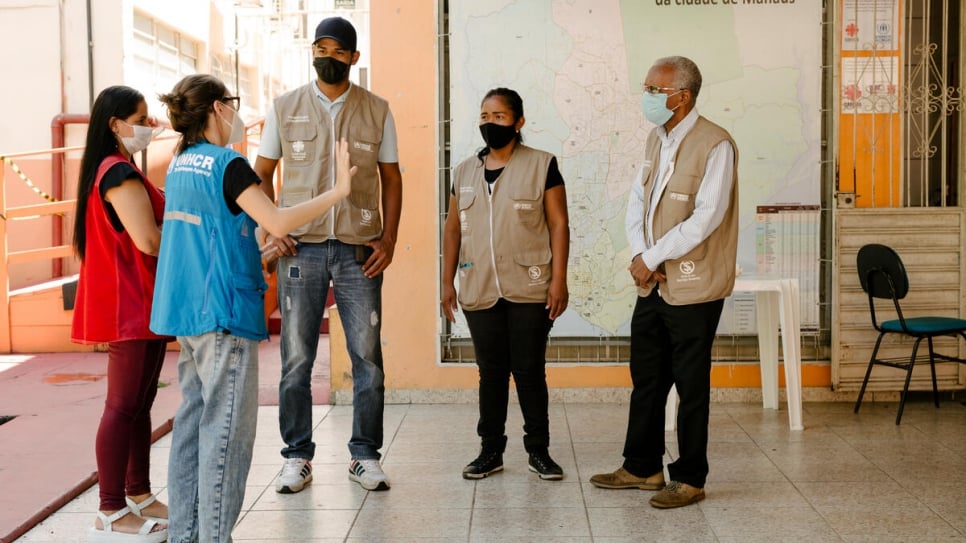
[{"xmin": 15, "ymin": 397, "xmax": 966, "ymax": 542}]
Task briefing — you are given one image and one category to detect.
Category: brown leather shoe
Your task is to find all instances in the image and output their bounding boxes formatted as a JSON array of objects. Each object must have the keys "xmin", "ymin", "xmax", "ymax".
[
  {"xmin": 649, "ymin": 480, "xmax": 705, "ymax": 508},
  {"xmin": 589, "ymin": 467, "xmax": 665, "ymax": 490}
]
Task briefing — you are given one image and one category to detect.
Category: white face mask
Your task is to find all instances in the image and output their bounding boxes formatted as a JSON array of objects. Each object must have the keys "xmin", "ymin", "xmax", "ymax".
[
  {"xmin": 118, "ymin": 120, "xmax": 155, "ymax": 155},
  {"xmin": 219, "ymin": 104, "xmax": 246, "ymax": 146}
]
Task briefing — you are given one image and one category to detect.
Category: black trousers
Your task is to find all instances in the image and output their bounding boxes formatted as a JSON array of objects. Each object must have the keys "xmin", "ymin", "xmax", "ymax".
[
  {"xmin": 622, "ymin": 290, "xmax": 724, "ymax": 488},
  {"xmin": 463, "ymin": 299, "xmax": 553, "ymax": 454}
]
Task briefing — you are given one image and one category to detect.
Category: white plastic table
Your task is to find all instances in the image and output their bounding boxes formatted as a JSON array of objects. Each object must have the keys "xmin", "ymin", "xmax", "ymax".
[{"xmin": 665, "ymin": 276, "xmax": 804, "ymax": 431}]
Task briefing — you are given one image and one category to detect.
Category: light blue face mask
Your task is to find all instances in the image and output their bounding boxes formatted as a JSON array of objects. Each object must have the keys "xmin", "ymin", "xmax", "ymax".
[{"xmin": 641, "ymin": 89, "xmax": 683, "ymax": 126}]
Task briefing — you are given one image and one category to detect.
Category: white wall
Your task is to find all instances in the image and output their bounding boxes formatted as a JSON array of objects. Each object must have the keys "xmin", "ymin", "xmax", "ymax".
[{"xmin": 0, "ymin": 1, "xmax": 67, "ymax": 154}]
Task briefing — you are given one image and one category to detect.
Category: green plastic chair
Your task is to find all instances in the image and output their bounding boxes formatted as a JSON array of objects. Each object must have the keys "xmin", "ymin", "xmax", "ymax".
[{"xmin": 854, "ymin": 243, "xmax": 966, "ymax": 424}]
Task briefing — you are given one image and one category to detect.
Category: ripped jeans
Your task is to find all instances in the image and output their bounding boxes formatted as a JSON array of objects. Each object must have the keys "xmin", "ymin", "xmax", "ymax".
[{"xmin": 277, "ymin": 239, "xmax": 385, "ymax": 461}]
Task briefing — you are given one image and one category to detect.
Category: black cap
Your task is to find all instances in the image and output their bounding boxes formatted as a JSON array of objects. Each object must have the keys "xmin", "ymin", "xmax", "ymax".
[{"xmin": 313, "ymin": 16, "xmax": 357, "ymax": 51}]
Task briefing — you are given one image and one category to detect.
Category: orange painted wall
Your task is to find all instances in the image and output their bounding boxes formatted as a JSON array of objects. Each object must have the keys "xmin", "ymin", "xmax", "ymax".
[
  {"xmin": 837, "ymin": 3, "xmax": 903, "ymax": 208},
  {"xmin": 366, "ymin": 0, "xmax": 477, "ymax": 389},
  {"xmin": 838, "ymin": 112, "xmax": 902, "ymax": 207}
]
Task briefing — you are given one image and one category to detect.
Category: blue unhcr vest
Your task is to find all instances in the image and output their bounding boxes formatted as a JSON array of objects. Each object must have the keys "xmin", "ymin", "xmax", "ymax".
[{"xmin": 150, "ymin": 142, "xmax": 268, "ymax": 341}]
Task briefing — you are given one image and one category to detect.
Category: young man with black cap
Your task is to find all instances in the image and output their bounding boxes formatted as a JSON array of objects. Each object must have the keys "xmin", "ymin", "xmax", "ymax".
[{"xmin": 254, "ymin": 15, "xmax": 403, "ymax": 493}]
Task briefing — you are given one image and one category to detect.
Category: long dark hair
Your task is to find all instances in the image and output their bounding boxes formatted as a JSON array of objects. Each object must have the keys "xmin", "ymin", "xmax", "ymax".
[
  {"xmin": 477, "ymin": 87, "xmax": 525, "ymax": 164},
  {"xmin": 73, "ymin": 85, "xmax": 145, "ymax": 260},
  {"xmin": 158, "ymin": 74, "xmax": 228, "ymax": 154}
]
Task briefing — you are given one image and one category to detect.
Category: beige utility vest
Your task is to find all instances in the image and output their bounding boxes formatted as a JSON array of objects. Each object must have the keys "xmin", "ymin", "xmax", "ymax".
[
  {"xmin": 453, "ymin": 144, "xmax": 555, "ymax": 311},
  {"xmin": 638, "ymin": 116, "xmax": 739, "ymax": 305},
  {"xmin": 274, "ymin": 83, "xmax": 388, "ymax": 243}
]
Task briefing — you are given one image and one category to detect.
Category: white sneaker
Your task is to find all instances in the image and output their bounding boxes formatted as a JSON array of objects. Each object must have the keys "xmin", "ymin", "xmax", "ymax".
[
  {"xmin": 276, "ymin": 458, "xmax": 312, "ymax": 493},
  {"xmin": 348, "ymin": 459, "xmax": 391, "ymax": 491}
]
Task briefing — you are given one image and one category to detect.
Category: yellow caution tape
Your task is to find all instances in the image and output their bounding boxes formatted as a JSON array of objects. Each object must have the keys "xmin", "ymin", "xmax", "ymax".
[{"xmin": 1, "ymin": 156, "xmax": 64, "ymax": 220}]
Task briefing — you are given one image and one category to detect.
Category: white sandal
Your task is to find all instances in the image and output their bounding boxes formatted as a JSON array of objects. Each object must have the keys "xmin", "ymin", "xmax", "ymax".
[
  {"xmin": 88, "ymin": 507, "xmax": 167, "ymax": 543},
  {"xmin": 125, "ymin": 494, "xmax": 167, "ymax": 523}
]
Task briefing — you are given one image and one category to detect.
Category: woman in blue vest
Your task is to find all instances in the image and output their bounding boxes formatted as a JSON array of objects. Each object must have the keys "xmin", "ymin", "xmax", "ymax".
[{"xmin": 153, "ymin": 74, "xmax": 354, "ymax": 543}]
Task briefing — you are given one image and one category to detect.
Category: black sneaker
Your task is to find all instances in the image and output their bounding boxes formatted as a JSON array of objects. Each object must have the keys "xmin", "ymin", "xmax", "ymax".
[
  {"xmin": 528, "ymin": 451, "xmax": 564, "ymax": 480},
  {"xmin": 462, "ymin": 451, "xmax": 503, "ymax": 479}
]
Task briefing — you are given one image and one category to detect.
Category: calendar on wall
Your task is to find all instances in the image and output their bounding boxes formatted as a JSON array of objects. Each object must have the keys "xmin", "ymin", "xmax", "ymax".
[{"xmin": 756, "ymin": 205, "xmax": 821, "ymax": 331}]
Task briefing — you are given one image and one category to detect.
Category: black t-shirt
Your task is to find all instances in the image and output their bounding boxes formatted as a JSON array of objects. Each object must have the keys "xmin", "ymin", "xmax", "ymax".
[
  {"xmin": 98, "ymin": 161, "xmax": 142, "ymax": 232},
  {"xmin": 223, "ymin": 157, "xmax": 262, "ymax": 215},
  {"xmin": 452, "ymin": 156, "xmax": 565, "ymax": 195}
]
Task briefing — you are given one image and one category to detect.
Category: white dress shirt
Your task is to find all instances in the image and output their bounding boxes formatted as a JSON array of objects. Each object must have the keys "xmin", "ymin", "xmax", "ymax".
[{"xmin": 625, "ymin": 108, "xmax": 735, "ymax": 271}]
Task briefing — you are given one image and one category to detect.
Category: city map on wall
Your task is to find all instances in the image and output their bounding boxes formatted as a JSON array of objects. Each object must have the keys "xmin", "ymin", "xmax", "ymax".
[{"xmin": 447, "ymin": 0, "xmax": 822, "ymax": 337}]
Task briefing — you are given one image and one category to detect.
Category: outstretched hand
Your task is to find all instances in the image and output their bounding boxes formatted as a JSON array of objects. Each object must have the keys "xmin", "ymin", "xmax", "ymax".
[{"xmin": 335, "ymin": 138, "xmax": 357, "ymax": 198}]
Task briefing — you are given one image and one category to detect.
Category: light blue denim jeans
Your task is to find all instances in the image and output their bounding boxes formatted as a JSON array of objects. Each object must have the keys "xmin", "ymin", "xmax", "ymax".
[
  {"xmin": 168, "ymin": 332, "xmax": 258, "ymax": 543},
  {"xmin": 278, "ymin": 240, "xmax": 385, "ymax": 461}
]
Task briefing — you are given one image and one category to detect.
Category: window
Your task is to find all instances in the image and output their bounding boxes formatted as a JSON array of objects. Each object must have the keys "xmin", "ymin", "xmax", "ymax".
[
  {"xmin": 131, "ymin": 12, "xmax": 199, "ymax": 99},
  {"xmin": 840, "ymin": 0, "xmax": 964, "ymax": 207},
  {"xmin": 902, "ymin": 0, "xmax": 962, "ymax": 206}
]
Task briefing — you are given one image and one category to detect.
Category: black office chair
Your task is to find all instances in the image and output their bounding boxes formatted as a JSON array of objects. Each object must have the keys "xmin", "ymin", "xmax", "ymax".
[{"xmin": 854, "ymin": 244, "xmax": 966, "ymax": 424}]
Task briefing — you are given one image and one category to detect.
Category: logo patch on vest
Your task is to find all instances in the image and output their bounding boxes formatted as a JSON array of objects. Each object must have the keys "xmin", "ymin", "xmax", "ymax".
[
  {"xmin": 670, "ymin": 191, "xmax": 690, "ymax": 202},
  {"xmin": 528, "ymin": 266, "xmax": 542, "ymax": 281},
  {"xmin": 360, "ymin": 209, "xmax": 373, "ymax": 226},
  {"xmin": 291, "ymin": 140, "xmax": 307, "ymax": 161},
  {"xmin": 675, "ymin": 260, "xmax": 702, "ymax": 283},
  {"xmin": 514, "ymin": 202, "xmax": 534, "ymax": 211},
  {"xmin": 353, "ymin": 141, "xmax": 374, "ymax": 153},
  {"xmin": 459, "ymin": 210, "xmax": 468, "ymax": 232}
]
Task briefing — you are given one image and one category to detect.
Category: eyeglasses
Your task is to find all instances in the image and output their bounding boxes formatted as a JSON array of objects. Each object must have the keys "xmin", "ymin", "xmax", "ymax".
[
  {"xmin": 220, "ymin": 96, "xmax": 241, "ymax": 110},
  {"xmin": 642, "ymin": 85, "xmax": 684, "ymax": 96}
]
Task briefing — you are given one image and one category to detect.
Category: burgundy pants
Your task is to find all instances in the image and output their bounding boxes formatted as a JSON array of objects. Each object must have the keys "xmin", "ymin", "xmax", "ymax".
[{"xmin": 96, "ymin": 339, "xmax": 167, "ymax": 511}]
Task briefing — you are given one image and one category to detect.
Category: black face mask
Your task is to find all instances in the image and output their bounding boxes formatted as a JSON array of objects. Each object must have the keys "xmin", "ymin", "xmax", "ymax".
[
  {"xmin": 313, "ymin": 56, "xmax": 350, "ymax": 84},
  {"xmin": 479, "ymin": 122, "xmax": 517, "ymax": 150}
]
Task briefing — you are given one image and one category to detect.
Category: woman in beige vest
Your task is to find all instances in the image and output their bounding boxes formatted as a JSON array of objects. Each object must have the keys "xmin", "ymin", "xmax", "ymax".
[{"xmin": 441, "ymin": 88, "xmax": 570, "ymax": 481}]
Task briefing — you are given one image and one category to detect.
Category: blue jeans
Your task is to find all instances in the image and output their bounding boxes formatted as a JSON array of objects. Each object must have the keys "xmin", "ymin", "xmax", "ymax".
[
  {"xmin": 168, "ymin": 332, "xmax": 258, "ymax": 543},
  {"xmin": 278, "ymin": 240, "xmax": 385, "ymax": 460}
]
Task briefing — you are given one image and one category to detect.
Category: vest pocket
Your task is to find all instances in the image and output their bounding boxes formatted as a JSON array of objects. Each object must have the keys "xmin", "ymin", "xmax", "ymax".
[
  {"xmin": 229, "ymin": 273, "xmax": 266, "ymax": 336},
  {"xmin": 456, "ymin": 190, "xmax": 478, "ymax": 236},
  {"xmin": 457, "ymin": 190, "xmax": 477, "ymax": 210},
  {"xmin": 281, "ymin": 122, "xmax": 317, "ymax": 163},
  {"xmin": 345, "ymin": 191, "xmax": 382, "ymax": 238},
  {"xmin": 281, "ymin": 189, "xmax": 316, "ymax": 238},
  {"xmin": 347, "ymin": 127, "xmax": 381, "ymax": 192},
  {"xmin": 510, "ymin": 182, "xmax": 544, "ymax": 230},
  {"xmin": 656, "ymin": 186, "xmax": 697, "ymax": 232},
  {"xmin": 513, "ymin": 248, "xmax": 552, "ymax": 288},
  {"xmin": 664, "ymin": 243, "xmax": 709, "ymax": 297},
  {"xmin": 456, "ymin": 257, "xmax": 484, "ymax": 309},
  {"xmin": 345, "ymin": 125, "xmax": 381, "ymax": 237},
  {"xmin": 348, "ymin": 128, "xmax": 381, "ymax": 160}
]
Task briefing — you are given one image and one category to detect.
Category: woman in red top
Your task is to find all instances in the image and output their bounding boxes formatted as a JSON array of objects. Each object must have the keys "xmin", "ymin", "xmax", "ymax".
[{"xmin": 71, "ymin": 85, "xmax": 170, "ymax": 542}]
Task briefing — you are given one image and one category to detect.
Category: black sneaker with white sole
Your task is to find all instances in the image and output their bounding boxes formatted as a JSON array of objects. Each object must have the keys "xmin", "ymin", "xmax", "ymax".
[
  {"xmin": 462, "ymin": 451, "xmax": 503, "ymax": 479},
  {"xmin": 528, "ymin": 451, "xmax": 564, "ymax": 480}
]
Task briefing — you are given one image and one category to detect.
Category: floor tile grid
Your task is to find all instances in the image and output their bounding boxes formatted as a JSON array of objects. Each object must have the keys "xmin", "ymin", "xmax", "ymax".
[{"xmin": 15, "ymin": 400, "xmax": 966, "ymax": 542}]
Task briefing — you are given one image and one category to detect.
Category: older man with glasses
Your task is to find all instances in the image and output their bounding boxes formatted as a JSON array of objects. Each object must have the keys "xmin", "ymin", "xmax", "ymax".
[{"xmin": 590, "ymin": 55, "xmax": 739, "ymax": 509}]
